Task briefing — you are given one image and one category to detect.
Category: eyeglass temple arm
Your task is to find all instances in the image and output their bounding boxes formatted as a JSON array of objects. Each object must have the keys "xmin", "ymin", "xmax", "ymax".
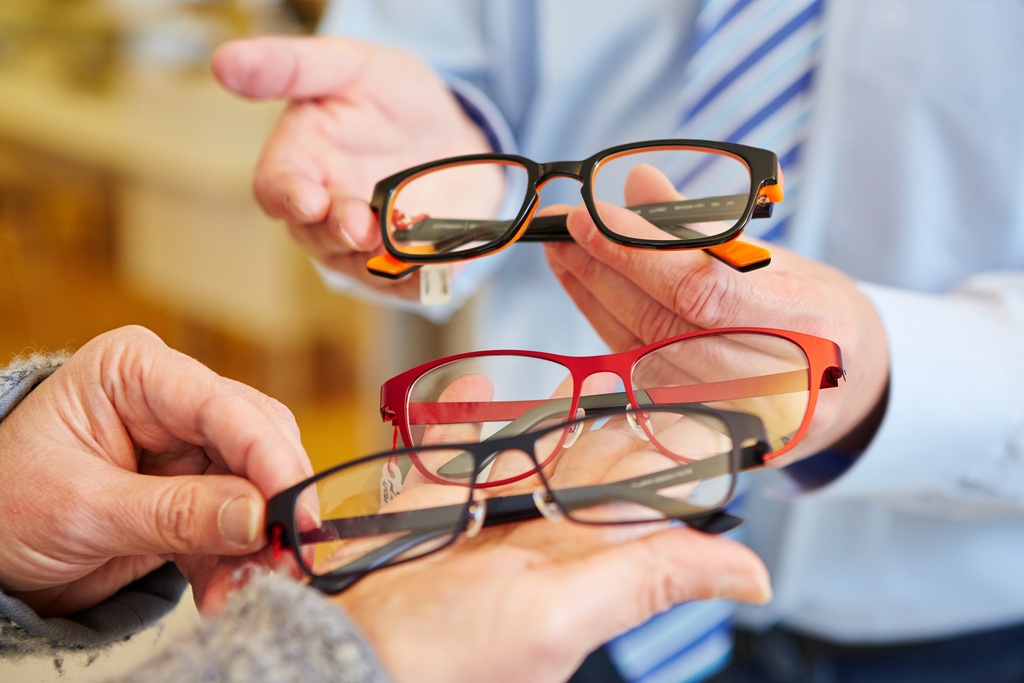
[
  {"xmin": 366, "ymin": 195, "xmax": 771, "ymax": 278},
  {"xmin": 302, "ymin": 499, "xmax": 539, "ymax": 594},
  {"xmin": 518, "ymin": 214, "xmax": 771, "ymax": 272},
  {"xmin": 433, "ymin": 391, "xmax": 640, "ymax": 479},
  {"xmin": 389, "ymin": 194, "xmax": 767, "ymax": 243},
  {"xmin": 422, "ymin": 369, "xmax": 806, "ymax": 477},
  {"xmin": 404, "ymin": 367, "xmax": 813, "ymax": 433},
  {"xmin": 309, "ymin": 525, "xmax": 454, "ymax": 594},
  {"xmin": 558, "ymin": 433, "xmax": 767, "ymax": 517},
  {"xmin": 434, "ymin": 388, "xmax": 762, "ymax": 480},
  {"xmin": 302, "ymin": 439, "xmax": 769, "ymax": 579}
]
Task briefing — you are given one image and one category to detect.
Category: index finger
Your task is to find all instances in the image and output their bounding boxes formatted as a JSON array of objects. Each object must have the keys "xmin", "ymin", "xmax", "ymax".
[
  {"xmin": 109, "ymin": 329, "xmax": 314, "ymax": 498},
  {"xmin": 212, "ymin": 36, "xmax": 375, "ymax": 101}
]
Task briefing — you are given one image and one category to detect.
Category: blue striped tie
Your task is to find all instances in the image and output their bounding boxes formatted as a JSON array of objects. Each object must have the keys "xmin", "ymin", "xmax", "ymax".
[
  {"xmin": 674, "ymin": 0, "xmax": 824, "ymax": 243},
  {"xmin": 604, "ymin": 5, "xmax": 824, "ymax": 682}
]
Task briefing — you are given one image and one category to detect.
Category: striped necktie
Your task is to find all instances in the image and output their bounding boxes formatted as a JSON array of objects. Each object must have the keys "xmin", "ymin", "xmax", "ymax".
[
  {"xmin": 601, "ymin": 6, "xmax": 826, "ymax": 682},
  {"xmin": 674, "ymin": 0, "xmax": 825, "ymax": 243}
]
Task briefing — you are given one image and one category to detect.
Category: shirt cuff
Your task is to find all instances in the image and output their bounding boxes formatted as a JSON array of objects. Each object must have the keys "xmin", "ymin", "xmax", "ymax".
[
  {"xmin": 446, "ymin": 74, "xmax": 518, "ymax": 155},
  {"xmin": 797, "ymin": 281, "xmax": 1024, "ymax": 511}
]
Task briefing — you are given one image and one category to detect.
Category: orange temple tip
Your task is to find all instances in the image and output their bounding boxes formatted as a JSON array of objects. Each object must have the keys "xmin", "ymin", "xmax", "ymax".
[
  {"xmin": 366, "ymin": 253, "xmax": 420, "ymax": 280},
  {"xmin": 704, "ymin": 240, "xmax": 772, "ymax": 272}
]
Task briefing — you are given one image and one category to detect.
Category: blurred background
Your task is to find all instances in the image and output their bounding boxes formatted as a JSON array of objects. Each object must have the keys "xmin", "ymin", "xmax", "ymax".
[
  {"xmin": 0, "ymin": 2, "xmax": 449, "ymax": 679},
  {"xmin": 0, "ymin": 0, "xmax": 433, "ymax": 465}
]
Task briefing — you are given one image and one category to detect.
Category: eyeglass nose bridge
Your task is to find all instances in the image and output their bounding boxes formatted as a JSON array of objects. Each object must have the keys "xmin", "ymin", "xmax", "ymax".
[{"xmin": 535, "ymin": 159, "xmax": 587, "ymax": 186}]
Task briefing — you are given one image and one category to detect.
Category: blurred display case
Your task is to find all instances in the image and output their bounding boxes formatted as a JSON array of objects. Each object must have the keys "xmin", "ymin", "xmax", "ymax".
[{"xmin": 0, "ymin": 0, "xmax": 390, "ymax": 414}]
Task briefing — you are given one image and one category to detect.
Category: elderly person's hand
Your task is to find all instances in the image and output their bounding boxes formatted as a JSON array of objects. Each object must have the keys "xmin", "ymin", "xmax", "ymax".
[
  {"xmin": 211, "ymin": 36, "xmax": 497, "ymax": 299},
  {"xmin": 337, "ymin": 511, "xmax": 770, "ymax": 683},
  {"xmin": 544, "ymin": 166, "xmax": 889, "ymax": 465},
  {"xmin": 0, "ymin": 325, "xmax": 313, "ymax": 616}
]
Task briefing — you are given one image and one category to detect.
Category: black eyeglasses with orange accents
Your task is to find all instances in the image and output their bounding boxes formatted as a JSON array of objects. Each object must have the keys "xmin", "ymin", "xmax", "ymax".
[{"xmin": 365, "ymin": 139, "xmax": 784, "ymax": 280}]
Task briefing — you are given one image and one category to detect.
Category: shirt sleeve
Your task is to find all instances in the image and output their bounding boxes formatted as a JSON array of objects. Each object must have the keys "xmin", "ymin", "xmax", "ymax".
[
  {"xmin": 111, "ymin": 574, "xmax": 393, "ymax": 683},
  {"xmin": 799, "ymin": 272, "xmax": 1024, "ymax": 516}
]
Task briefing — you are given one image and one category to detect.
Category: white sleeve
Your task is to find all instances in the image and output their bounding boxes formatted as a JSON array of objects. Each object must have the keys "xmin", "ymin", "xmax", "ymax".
[{"xmin": 812, "ymin": 272, "xmax": 1024, "ymax": 516}]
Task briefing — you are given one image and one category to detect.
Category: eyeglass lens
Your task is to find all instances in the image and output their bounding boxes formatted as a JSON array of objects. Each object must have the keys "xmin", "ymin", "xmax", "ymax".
[
  {"xmin": 387, "ymin": 160, "xmax": 529, "ymax": 258},
  {"xmin": 592, "ymin": 148, "xmax": 752, "ymax": 242},
  {"xmin": 385, "ymin": 146, "xmax": 752, "ymax": 257},
  {"xmin": 290, "ymin": 406, "xmax": 741, "ymax": 581}
]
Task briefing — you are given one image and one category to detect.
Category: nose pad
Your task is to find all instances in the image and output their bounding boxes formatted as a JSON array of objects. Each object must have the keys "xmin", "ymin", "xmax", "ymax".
[
  {"xmin": 561, "ymin": 407, "xmax": 586, "ymax": 449},
  {"xmin": 627, "ymin": 408, "xmax": 652, "ymax": 442},
  {"xmin": 532, "ymin": 488, "xmax": 565, "ymax": 522},
  {"xmin": 464, "ymin": 499, "xmax": 487, "ymax": 538}
]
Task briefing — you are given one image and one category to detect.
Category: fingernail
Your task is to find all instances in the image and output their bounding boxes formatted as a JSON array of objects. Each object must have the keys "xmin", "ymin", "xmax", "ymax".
[
  {"xmin": 753, "ymin": 578, "xmax": 774, "ymax": 605},
  {"xmin": 332, "ymin": 202, "xmax": 363, "ymax": 251},
  {"xmin": 283, "ymin": 196, "xmax": 313, "ymax": 222},
  {"xmin": 219, "ymin": 496, "xmax": 260, "ymax": 547},
  {"xmin": 336, "ymin": 227, "xmax": 360, "ymax": 251},
  {"xmin": 721, "ymin": 571, "xmax": 774, "ymax": 605}
]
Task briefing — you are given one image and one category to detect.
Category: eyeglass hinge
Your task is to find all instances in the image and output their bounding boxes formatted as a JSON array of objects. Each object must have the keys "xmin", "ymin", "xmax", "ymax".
[
  {"xmin": 752, "ymin": 193, "xmax": 774, "ymax": 219},
  {"xmin": 824, "ymin": 366, "xmax": 847, "ymax": 387},
  {"xmin": 270, "ymin": 524, "xmax": 284, "ymax": 561},
  {"xmin": 380, "ymin": 405, "xmax": 397, "ymax": 422}
]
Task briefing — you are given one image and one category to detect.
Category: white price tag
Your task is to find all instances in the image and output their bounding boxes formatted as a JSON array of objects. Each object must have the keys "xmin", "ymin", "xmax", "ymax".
[
  {"xmin": 419, "ymin": 264, "xmax": 452, "ymax": 306},
  {"xmin": 380, "ymin": 459, "xmax": 404, "ymax": 506}
]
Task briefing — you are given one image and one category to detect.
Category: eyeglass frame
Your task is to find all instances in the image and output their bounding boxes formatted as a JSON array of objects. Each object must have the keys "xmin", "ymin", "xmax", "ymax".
[
  {"xmin": 380, "ymin": 327, "xmax": 844, "ymax": 470},
  {"xmin": 267, "ymin": 403, "xmax": 771, "ymax": 594},
  {"xmin": 366, "ymin": 139, "xmax": 784, "ymax": 279}
]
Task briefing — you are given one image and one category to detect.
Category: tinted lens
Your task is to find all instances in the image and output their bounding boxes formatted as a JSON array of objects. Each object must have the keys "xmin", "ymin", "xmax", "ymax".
[
  {"xmin": 386, "ymin": 160, "xmax": 529, "ymax": 257},
  {"xmin": 293, "ymin": 449, "xmax": 473, "ymax": 579},
  {"xmin": 405, "ymin": 355, "xmax": 582, "ymax": 486},
  {"xmin": 542, "ymin": 407, "xmax": 739, "ymax": 524},
  {"xmin": 591, "ymin": 146, "xmax": 752, "ymax": 243},
  {"xmin": 631, "ymin": 333, "xmax": 810, "ymax": 453}
]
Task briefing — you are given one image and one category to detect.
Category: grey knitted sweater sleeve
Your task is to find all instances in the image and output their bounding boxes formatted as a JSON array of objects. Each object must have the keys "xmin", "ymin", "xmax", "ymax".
[
  {"xmin": 115, "ymin": 574, "xmax": 393, "ymax": 683},
  {"xmin": 0, "ymin": 353, "xmax": 189, "ymax": 659},
  {"xmin": 0, "ymin": 352, "xmax": 67, "ymax": 422}
]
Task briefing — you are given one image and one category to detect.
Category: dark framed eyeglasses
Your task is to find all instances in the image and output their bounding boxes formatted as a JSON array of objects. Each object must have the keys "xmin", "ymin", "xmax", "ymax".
[
  {"xmin": 380, "ymin": 327, "xmax": 844, "ymax": 467},
  {"xmin": 365, "ymin": 139, "xmax": 784, "ymax": 279},
  {"xmin": 266, "ymin": 404, "xmax": 770, "ymax": 594}
]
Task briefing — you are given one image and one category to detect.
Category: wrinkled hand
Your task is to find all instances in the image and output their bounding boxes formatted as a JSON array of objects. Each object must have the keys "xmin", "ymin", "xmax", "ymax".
[
  {"xmin": 545, "ymin": 165, "xmax": 889, "ymax": 464},
  {"xmin": 337, "ymin": 418, "xmax": 770, "ymax": 683},
  {"xmin": 211, "ymin": 36, "xmax": 495, "ymax": 297},
  {"xmin": 0, "ymin": 326, "xmax": 312, "ymax": 616}
]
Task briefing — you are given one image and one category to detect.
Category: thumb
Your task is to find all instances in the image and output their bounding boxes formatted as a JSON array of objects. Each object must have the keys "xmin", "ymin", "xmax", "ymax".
[
  {"xmin": 99, "ymin": 472, "xmax": 266, "ymax": 557},
  {"xmin": 212, "ymin": 35, "xmax": 373, "ymax": 100}
]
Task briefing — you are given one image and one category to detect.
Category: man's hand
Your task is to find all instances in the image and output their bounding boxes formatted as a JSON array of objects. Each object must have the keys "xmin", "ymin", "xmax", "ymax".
[
  {"xmin": 545, "ymin": 166, "xmax": 890, "ymax": 464},
  {"xmin": 212, "ymin": 36, "xmax": 496, "ymax": 297}
]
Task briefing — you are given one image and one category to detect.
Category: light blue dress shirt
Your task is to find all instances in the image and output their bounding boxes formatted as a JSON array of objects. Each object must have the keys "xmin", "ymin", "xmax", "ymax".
[{"xmin": 318, "ymin": 0, "xmax": 1024, "ymax": 665}]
